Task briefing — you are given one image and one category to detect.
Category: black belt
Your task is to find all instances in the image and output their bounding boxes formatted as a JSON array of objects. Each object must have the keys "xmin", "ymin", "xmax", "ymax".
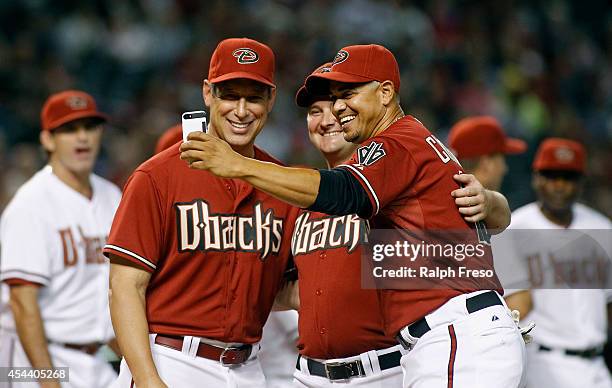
[
  {"xmin": 401, "ymin": 291, "xmax": 503, "ymax": 341},
  {"xmin": 538, "ymin": 344, "xmax": 603, "ymax": 359},
  {"xmin": 296, "ymin": 351, "xmax": 402, "ymax": 381}
]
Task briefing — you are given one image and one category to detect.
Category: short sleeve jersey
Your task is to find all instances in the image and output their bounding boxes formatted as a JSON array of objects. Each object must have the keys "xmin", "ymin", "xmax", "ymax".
[
  {"xmin": 503, "ymin": 202, "xmax": 611, "ymax": 349},
  {"xmin": 291, "ymin": 209, "xmax": 396, "ymax": 358},
  {"xmin": 337, "ymin": 116, "xmax": 502, "ymax": 336},
  {"xmin": 0, "ymin": 166, "xmax": 122, "ymax": 343},
  {"xmin": 103, "ymin": 144, "xmax": 299, "ymax": 344}
]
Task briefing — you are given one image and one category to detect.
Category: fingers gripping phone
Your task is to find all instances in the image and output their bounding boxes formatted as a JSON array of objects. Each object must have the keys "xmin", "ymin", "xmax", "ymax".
[{"xmin": 182, "ymin": 111, "xmax": 207, "ymax": 141}]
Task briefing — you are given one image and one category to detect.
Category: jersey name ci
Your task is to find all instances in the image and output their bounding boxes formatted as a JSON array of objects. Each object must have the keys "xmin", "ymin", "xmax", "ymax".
[
  {"xmin": 175, "ymin": 200, "xmax": 284, "ymax": 260},
  {"xmin": 59, "ymin": 226, "xmax": 107, "ymax": 267},
  {"xmin": 291, "ymin": 213, "xmax": 368, "ymax": 256}
]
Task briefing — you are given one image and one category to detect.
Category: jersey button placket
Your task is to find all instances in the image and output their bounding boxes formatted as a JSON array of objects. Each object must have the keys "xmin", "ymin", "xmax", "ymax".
[{"xmin": 315, "ymin": 289, "xmax": 322, "ymax": 296}]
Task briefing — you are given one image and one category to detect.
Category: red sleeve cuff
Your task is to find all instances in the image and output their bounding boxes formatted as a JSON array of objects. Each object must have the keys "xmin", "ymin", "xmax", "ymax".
[{"xmin": 103, "ymin": 246, "xmax": 156, "ymax": 273}]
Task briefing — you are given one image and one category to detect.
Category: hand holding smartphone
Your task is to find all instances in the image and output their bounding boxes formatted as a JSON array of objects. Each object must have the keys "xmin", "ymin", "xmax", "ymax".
[{"xmin": 182, "ymin": 111, "xmax": 207, "ymax": 141}]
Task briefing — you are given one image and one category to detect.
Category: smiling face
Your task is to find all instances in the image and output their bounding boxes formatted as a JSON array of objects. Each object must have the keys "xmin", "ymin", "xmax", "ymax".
[
  {"xmin": 307, "ymin": 100, "xmax": 357, "ymax": 167},
  {"xmin": 40, "ymin": 117, "xmax": 103, "ymax": 178},
  {"xmin": 329, "ymin": 81, "xmax": 386, "ymax": 144},
  {"xmin": 203, "ymin": 78, "xmax": 275, "ymax": 156}
]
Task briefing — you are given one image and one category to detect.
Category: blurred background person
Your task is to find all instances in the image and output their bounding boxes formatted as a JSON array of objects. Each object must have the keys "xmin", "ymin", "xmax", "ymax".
[
  {"xmin": 0, "ymin": 90, "xmax": 121, "ymax": 388},
  {"xmin": 448, "ymin": 115, "xmax": 531, "ymax": 314},
  {"xmin": 503, "ymin": 138, "xmax": 611, "ymax": 388},
  {"xmin": 448, "ymin": 116, "xmax": 526, "ymax": 192}
]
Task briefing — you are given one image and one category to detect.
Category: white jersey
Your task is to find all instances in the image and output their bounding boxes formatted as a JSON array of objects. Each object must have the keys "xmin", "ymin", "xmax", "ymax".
[
  {"xmin": 501, "ymin": 202, "xmax": 612, "ymax": 350},
  {"xmin": 0, "ymin": 165, "xmax": 121, "ymax": 344}
]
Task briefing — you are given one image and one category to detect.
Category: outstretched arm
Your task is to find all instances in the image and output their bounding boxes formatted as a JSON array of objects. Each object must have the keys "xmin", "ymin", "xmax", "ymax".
[
  {"xmin": 180, "ymin": 133, "xmax": 510, "ymax": 229},
  {"xmin": 180, "ymin": 132, "xmax": 320, "ymax": 208}
]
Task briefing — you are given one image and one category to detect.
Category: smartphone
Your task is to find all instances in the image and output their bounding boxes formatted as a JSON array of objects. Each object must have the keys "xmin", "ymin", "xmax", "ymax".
[{"xmin": 181, "ymin": 111, "xmax": 207, "ymax": 141}]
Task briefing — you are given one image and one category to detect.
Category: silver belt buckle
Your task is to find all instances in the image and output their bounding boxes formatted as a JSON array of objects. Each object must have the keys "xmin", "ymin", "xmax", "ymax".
[
  {"xmin": 220, "ymin": 346, "xmax": 247, "ymax": 366},
  {"xmin": 324, "ymin": 362, "xmax": 341, "ymax": 379},
  {"xmin": 324, "ymin": 360, "xmax": 364, "ymax": 380},
  {"xmin": 398, "ymin": 326, "xmax": 418, "ymax": 351}
]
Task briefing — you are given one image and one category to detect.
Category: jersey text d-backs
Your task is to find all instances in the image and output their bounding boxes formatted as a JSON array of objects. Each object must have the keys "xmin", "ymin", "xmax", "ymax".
[
  {"xmin": 337, "ymin": 116, "xmax": 502, "ymax": 337},
  {"xmin": 103, "ymin": 144, "xmax": 298, "ymax": 344},
  {"xmin": 292, "ymin": 210, "xmax": 396, "ymax": 358}
]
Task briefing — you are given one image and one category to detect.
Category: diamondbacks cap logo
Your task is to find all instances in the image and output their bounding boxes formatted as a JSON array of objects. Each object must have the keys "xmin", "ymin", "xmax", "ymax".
[
  {"xmin": 66, "ymin": 96, "xmax": 88, "ymax": 110},
  {"xmin": 554, "ymin": 147, "xmax": 575, "ymax": 163},
  {"xmin": 331, "ymin": 50, "xmax": 349, "ymax": 67},
  {"xmin": 356, "ymin": 141, "xmax": 386, "ymax": 166},
  {"xmin": 232, "ymin": 48, "xmax": 259, "ymax": 64}
]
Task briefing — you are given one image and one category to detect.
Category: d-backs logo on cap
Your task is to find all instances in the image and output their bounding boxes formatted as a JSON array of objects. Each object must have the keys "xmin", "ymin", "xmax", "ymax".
[
  {"xmin": 331, "ymin": 50, "xmax": 349, "ymax": 67},
  {"xmin": 554, "ymin": 147, "xmax": 575, "ymax": 163},
  {"xmin": 232, "ymin": 48, "xmax": 259, "ymax": 64},
  {"xmin": 66, "ymin": 95, "xmax": 88, "ymax": 110}
]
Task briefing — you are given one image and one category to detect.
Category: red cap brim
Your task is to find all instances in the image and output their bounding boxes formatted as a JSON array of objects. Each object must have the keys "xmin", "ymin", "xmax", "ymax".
[
  {"xmin": 45, "ymin": 111, "xmax": 109, "ymax": 132},
  {"xmin": 503, "ymin": 138, "xmax": 527, "ymax": 154},
  {"xmin": 209, "ymin": 71, "xmax": 275, "ymax": 88},
  {"xmin": 306, "ymin": 71, "xmax": 375, "ymax": 94}
]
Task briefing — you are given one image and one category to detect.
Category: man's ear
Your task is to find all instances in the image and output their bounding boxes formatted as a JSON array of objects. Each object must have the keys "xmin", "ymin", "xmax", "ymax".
[
  {"xmin": 379, "ymin": 80, "xmax": 396, "ymax": 106},
  {"xmin": 203, "ymin": 80, "xmax": 212, "ymax": 108},
  {"xmin": 39, "ymin": 130, "xmax": 55, "ymax": 153},
  {"xmin": 267, "ymin": 87, "xmax": 277, "ymax": 113}
]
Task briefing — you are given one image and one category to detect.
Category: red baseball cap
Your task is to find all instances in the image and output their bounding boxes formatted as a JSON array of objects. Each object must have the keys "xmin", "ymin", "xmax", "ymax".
[
  {"xmin": 154, "ymin": 124, "xmax": 183, "ymax": 155},
  {"xmin": 40, "ymin": 90, "xmax": 109, "ymax": 132},
  {"xmin": 448, "ymin": 116, "xmax": 526, "ymax": 159},
  {"xmin": 208, "ymin": 38, "xmax": 275, "ymax": 88},
  {"xmin": 306, "ymin": 44, "xmax": 400, "ymax": 93},
  {"xmin": 295, "ymin": 62, "xmax": 333, "ymax": 107},
  {"xmin": 533, "ymin": 138, "xmax": 586, "ymax": 173}
]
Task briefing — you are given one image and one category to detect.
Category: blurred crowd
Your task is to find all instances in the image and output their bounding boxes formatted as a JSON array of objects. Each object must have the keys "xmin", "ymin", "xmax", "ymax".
[{"xmin": 0, "ymin": 0, "xmax": 610, "ymax": 215}]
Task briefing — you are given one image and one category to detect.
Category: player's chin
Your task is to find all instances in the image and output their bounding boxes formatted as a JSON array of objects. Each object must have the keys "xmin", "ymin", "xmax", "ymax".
[{"xmin": 224, "ymin": 132, "xmax": 256, "ymax": 148}]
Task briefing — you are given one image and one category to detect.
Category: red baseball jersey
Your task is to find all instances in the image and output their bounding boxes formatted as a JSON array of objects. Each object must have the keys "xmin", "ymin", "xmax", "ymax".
[
  {"xmin": 291, "ymin": 210, "xmax": 396, "ymax": 359},
  {"xmin": 103, "ymin": 144, "xmax": 299, "ymax": 344},
  {"xmin": 337, "ymin": 115, "xmax": 502, "ymax": 337}
]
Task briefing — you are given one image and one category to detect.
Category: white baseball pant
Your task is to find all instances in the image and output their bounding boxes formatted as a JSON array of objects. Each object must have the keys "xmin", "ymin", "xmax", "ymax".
[
  {"xmin": 111, "ymin": 334, "xmax": 266, "ymax": 388},
  {"xmin": 400, "ymin": 291, "xmax": 526, "ymax": 388}
]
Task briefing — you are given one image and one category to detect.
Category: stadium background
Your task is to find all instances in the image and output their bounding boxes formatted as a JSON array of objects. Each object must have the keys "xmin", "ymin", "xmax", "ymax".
[{"xmin": 0, "ymin": 0, "xmax": 610, "ymax": 216}]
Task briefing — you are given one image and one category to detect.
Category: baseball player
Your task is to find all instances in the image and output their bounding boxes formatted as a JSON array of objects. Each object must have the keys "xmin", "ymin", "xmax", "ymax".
[
  {"xmin": 500, "ymin": 138, "xmax": 612, "ymax": 388},
  {"xmin": 103, "ymin": 38, "xmax": 299, "ymax": 388},
  {"xmin": 181, "ymin": 44, "xmax": 526, "ymax": 387},
  {"xmin": 0, "ymin": 90, "xmax": 121, "ymax": 387},
  {"xmin": 153, "ymin": 124, "xmax": 301, "ymax": 388},
  {"xmin": 286, "ymin": 64, "xmax": 519, "ymax": 388},
  {"xmin": 447, "ymin": 117, "xmax": 531, "ymax": 316},
  {"xmin": 289, "ymin": 62, "xmax": 404, "ymax": 387}
]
